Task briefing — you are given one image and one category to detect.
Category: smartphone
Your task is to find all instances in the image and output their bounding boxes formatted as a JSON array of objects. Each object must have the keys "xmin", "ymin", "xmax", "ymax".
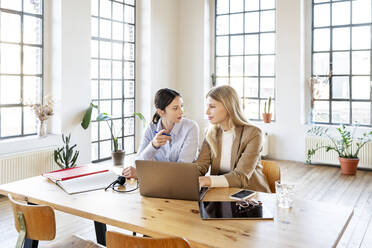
[{"xmin": 230, "ymin": 190, "xmax": 256, "ymax": 200}]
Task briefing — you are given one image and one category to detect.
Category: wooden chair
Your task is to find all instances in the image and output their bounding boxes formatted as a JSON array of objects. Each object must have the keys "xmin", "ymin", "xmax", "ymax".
[
  {"xmin": 261, "ymin": 160, "xmax": 280, "ymax": 193},
  {"xmin": 8, "ymin": 194, "xmax": 102, "ymax": 248},
  {"xmin": 106, "ymin": 231, "xmax": 191, "ymax": 248}
]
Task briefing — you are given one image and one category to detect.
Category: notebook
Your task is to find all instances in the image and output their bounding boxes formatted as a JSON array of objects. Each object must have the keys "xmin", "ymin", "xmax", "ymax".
[{"xmin": 42, "ymin": 165, "xmax": 109, "ymax": 181}]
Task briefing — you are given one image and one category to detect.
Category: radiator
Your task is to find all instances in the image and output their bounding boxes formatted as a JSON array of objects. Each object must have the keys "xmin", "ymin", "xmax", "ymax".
[
  {"xmin": 305, "ymin": 136, "xmax": 372, "ymax": 169},
  {"xmin": 0, "ymin": 148, "xmax": 59, "ymax": 185}
]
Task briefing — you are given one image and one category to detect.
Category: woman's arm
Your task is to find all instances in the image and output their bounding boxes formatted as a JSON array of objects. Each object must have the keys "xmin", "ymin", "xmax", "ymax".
[
  {"xmin": 177, "ymin": 121, "xmax": 199, "ymax": 163},
  {"xmin": 196, "ymin": 139, "xmax": 212, "ymax": 176},
  {"xmin": 135, "ymin": 125, "xmax": 158, "ymax": 161}
]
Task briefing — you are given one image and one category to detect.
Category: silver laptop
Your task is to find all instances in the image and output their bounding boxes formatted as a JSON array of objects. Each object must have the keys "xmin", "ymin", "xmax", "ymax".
[{"xmin": 135, "ymin": 160, "xmax": 203, "ymax": 201}]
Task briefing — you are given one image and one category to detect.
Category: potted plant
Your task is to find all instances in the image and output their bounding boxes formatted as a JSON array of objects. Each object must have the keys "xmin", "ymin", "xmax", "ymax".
[
  {"xmin": 262, "ymin": 96, "xmax": 272, "ymax": 123},
  {"xmin": 96, "ymin": 112, "xmax": 146, "ymax": 165},
  {"xmin": 306, "ymin": 125, "xmax": 372, "ymax": 175},
  {"xmin": 54, "ymin": 133, "xmax": 79, "ymax": 169}
]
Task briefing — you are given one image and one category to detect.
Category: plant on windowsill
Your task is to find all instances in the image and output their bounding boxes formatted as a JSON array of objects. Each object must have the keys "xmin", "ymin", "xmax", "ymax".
[
  {"xmin": 262, "ymin": 96, "xmax": 272, "ymax": 123},
  {"xmin": 29, "ymin": 94, "xmax": 54, "ymax": 137},
  {"xmin": 306, "ymin": 125, "xmax": 372, "ymax": 175},
  {"xmin": 96, "ymin": 112, "xmax": 146, "ymax": 165}
]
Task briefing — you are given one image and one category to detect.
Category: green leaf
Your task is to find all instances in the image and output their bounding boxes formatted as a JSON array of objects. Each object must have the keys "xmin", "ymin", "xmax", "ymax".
[
  {"xmin": 81, "ymin": 103, "xmax": 98, "ymax": 129},
  {"xmin": 96, "ymin": 113, "xmax": 112, "ymax": 121},
  {"xmin": 133, "ymin": 112, "xmax": 147, "ymax": 127}
]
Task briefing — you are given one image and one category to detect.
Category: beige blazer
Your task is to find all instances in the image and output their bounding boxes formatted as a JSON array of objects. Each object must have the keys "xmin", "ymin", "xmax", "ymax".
[{"xmin": 196, "ymin": 124, "xmax": 271, "ymax": 193}]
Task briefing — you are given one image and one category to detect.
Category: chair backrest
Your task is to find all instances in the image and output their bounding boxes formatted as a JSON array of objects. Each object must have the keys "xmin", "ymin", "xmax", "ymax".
[
  {"xmin": 261, "ymin": 160, "xmax": 280, "ymax": 193},
  {"xmin": 8, "ymin": 194, "xmax": 56, "ymax": 241},
  {"xmin": 106, "ymin": 231, "xmax": 191, "ymax": 248}
]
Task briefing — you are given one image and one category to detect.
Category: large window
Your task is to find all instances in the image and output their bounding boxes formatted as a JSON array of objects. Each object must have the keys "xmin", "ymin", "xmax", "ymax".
[
  {"xmin": 312, "ymin": 0, "xmax": 372, "ymax": 126},
  {"xmin": 91, "ymin": 0, "xmax": 136, "ymax": 162},
  {"xmin": 214, "ymin": 0, "xmax": 276, "ymax": 121},
  {"xmin": 0, "ymin": 0, "xmax": 43, "ymax": 138}
]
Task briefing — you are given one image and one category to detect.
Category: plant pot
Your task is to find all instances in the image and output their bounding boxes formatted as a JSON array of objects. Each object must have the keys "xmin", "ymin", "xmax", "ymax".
[
  {"xmin": 339, "ymin": 157, "xmax": 359, "ymax": 175},
  {"xmin": 112, "ymin": 150, "xmax": 125, "ymax": 166},
  {"xmin": 262, "ymin": 113, "xmax": 272, "ymax": 123}
]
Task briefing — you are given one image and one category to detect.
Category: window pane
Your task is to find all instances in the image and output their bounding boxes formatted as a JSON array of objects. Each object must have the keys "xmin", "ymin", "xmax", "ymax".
[
  {"xmin": 92, "ymin": 0, "xmax": 99, "ymax": 16},
  {"xmin": 245, "ymin": 0, "xmax": 259, "ymax": 11},
  {"xmin": 1, "ymin": 0, "xmax": 22, "ymax": 11},
  {"xmin": 352, "ymin": 76, "xmax": 371, "ymax": 99},
  {"xmin": 245, "ymin": 34, "xmax": 258, "ymax": 54},
  {"xmin": 113, "ymin": 22, "xmax": 123, "ymax": 41},
  {"xmin": 244, "ymin": 77, "xmax": 258, "ymax": 97},
  {"xmin": 260, "ymin": 55, "xmax": 275, "ymax": 76},
  {"xmin": 230, "ymin": 0, "xmax": 244, "ymax": 13},
  {"xmin": 230, "ymin": 56, "xmax": 243, "ymax": 76},
  {"xmin": 216, "ymin": 36, "xmax": 229, "ymax": 56},
  {"xmin": 313, "ymin": 77, "xmax": 329, "ymax": 99},
  {"xmin": 260, "ymin": 33, "xmax": 275, "ymax": 54},
  {"xmin": 230, "ymin": 14, "xmax": 243, "ymax": 34},
  {"xmin": 23, "ymin": 76, "xmax": 41, "ymax": 104},
  {"xmin": 352, "ymin": 51, "xmax": 370, "ymax": 75},
  {"xmin": 91, "ymin": 122, "xmax": 98, "ymax": 141},
  {"xmin": 24, "ymin": 0, "xmax": 42, "ymax": 14},
  {"xmin": 332, "ymin": 2, "xmax": 350, "ymax": 26},
  {"xmin": 91, "ymin": 40, "xmax": 98, "ymax": 58},
  {"xmin": 100, "ymin": 100, "xmax": 111, "ymax": 115},
  {"xmin": 91, "ymin": 143, "xmax": 98, "ymax": 161},
  {"xmin": 245, "ymin": 12, "xmax": 259, "ymax": 33},
  {"xmin": 333, "ymin": 27, "xmax": 350, "ymax": 50},
  {"xmin": 261, "ymin": 0, "xmax": 275, "ymax": 10},
  {"xmin": 112, "ymin": 100, "xmax": 122, "ymax": 118},
  {"xmin": 100, "ymin": 60, "xmax": 111, "ymax": 78},
  {"xmin": 313, "ymin": 28, "xmax": 330, "ymax": 51},
  {"xmin": 24, "ymin": 106, "xmax": 36, "ymax": 135},
  {"xmin": 244, "ymin": 56, "xmax": 258, "ymax": 76},
  {"xmin": 260, "ymin": 10, "xmax": 275, "ymax": 32},
  {"xmin": 23, "ymin": 46, "xmax": 42, "ymax": 74},
  {"xmin": 332, "ymin": 76, "xmax": 349, "ymax": 99},
  {"xmin": 124, "ymin": 99, "xmax": 134, "ymax": 117},
  {"xmin": 113, "ymin": 61, "xmax": 122, "ymax": 79},
  {"xmin": 112, "ymin": 2, "xmax": 123, "ymax": 21},
  {"xmin": 1, "ymin": 44, "xmax": 21, "ymax": 74},
  {"xmin": 314, "ymin": 4, "xmax": 330, "ymax": 27},
  {"xmin": 100, "ymin": 140, "xmax": 112, "ymax": 158},
  {"xmin": 352, "ymin": 102, "xmax": 371, "ymax": 125},
  {"xmin": 1, "ymin": 107, "xmax": 22, "ymax": 137},
  {"xmin": 0, "ymin": 76, "xmax": 21, "ymax": 104},
  {"xmin": 112, "ymin": 80, "xmax": 122, "ymax": 99},
  {"xmin": 352, "ymin": 0, "xmax": 371, "ymax": 24},
  {"xmin": 230, "ymin": 78, "xmax": 243, "ymax": 99},
  {"xmin": 113, "ymin": 43, "xmax": 123, "ymax": 60},
  {"xmin": 100, "ymin": 19, "xmax": 111, "ymax": 39},
  {"xmin": 124, "ymin": 24, "xmax": 134, "ymax": 42},
  {"xmin": 245, "ymin": 99, "xmax": 259, "ymax": 120},
  {"xmin": 216, "ymin": 0, "xmax": 229, "ymax": 14},
  {"xmin": 313, "ymin": 53, "xmax": 329, "ymax": 75},
  {"xmin": 124, "ymin": 117, "xmax": 134, "ymax": 136},
  {"xmin": 124, "ymin": 136, "xmax": 134, "ymax": 153},
  {"xmin": 92, "ymin": 80, "xmax": 98, "ymax": 100},
  {"xmin": 100, "ymin": 0, "xmax": 112, "ymax": 19},
  {"xmin": 216, "ymin": 15, "xmax": 229, "ymax": 35},
  {"xmin": 100, "ymin": 41, "xmax": 111, "ymax": 59},
  {"xmin": 313, "ymin": 101, "xmax": 329, "ymax": 123},
  {"xmin": 124, "ymin": 43, "xmax": 135, "ymax": 60},
  {"xmin": 124, "ymin": 62, "xmax": 134, "ymax": 79},
  {"xmin": 24, "ymin": 16, "xmax": 42, "ymax": 44},
  {"xmin": 216, "ymin": 57, "xmax": 229, "ymax": 76},
  {"xmin": 352, "ymin": 26, "xmax": 370, "ymax": 50},
  {"xmin": 124, "ymin": 80, "xmax": 135, "ymax": 98},
  {"xmin": 230, "ymin": 35, "xmax": 244, "ymax": 55},
  {"xmin": 216, "ymin": 77, "xmax": 228, "ymax": 86},
  {"xmin": 260, "ymin": 78, "xmax": 275, "ymax": 98},
  {"xmin": 92, "ymin": 17, "xmax": 98, "ymax": 37},
  {"xmin": 332, "ymin": 52, "xmax": 349, "ymax": 75},
  {"xmin": 91, "ymin": 59, "xmax": 98, "ymax": 78},
  {"xmin": 100, "ymin": 80, "xmax": 111, "ymax": 99},
  {"xmin": 332, "ymin": 101, "xmax": 350, "ymax": 124},
  {"xmin": 0, "ymin": 12, "xmax": 21, "ymax": 43}
]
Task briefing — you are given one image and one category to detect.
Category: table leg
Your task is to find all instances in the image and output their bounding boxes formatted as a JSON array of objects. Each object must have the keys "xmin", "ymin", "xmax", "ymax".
[
  {"xmin": 94, "ymin": 221, "xmax": 107, "ymax": 246},
  {"xmin": 24, "ymin": 238, "xmax": 38, "ymax": 248}
]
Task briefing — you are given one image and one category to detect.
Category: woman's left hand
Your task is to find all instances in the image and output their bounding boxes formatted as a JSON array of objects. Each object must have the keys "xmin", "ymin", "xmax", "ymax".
[{"xmin": 199, "ymin": 176, "xmax": 211, "ymax": 187}]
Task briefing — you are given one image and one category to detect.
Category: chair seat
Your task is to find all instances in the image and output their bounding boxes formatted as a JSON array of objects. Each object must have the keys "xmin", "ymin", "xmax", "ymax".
[{"xmin": 45, "ymin": 235, "xmax": 104, "ymax": 248}]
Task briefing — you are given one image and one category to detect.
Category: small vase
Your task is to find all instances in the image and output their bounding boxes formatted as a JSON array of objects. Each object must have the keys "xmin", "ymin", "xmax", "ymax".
[
  {"xmin": 37, "ymin": 120, "xmax": 48, "ymax": 137},
  {"xmin": 112, "ymin": 150, "xmax": 125, "ymax": 166}
]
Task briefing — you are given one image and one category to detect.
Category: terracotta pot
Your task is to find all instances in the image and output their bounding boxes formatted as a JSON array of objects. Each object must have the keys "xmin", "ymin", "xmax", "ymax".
[
  {"xmin": 339, "ymin": 157, "xmax": 359, "ymax": 175},
  {"xmin": 262, "ymin": 113, "xmax": 272, "ymax": 123},
  {"xmin": 112, "ymin": 150, "xmax": 125, "ymax": 166}
]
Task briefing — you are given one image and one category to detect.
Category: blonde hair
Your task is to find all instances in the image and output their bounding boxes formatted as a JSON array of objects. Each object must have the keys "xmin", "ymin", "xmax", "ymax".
[{"xmin": 205, "ymin": 85, "xmax": 250, "ymax": 158}]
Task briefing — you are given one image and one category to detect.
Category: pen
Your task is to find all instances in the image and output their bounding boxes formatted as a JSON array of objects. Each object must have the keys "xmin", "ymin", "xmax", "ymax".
[{"xmin": 154, "ymin": 131, "xmax": 171, "ymax": 136}]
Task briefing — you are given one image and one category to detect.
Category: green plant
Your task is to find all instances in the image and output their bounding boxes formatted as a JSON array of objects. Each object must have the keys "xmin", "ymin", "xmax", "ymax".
[
  {"xmin": 54, "ymin": 134, "xmax": 79, "ymax": 169},
  {"xmin": 264, "ymin": 96, "xmax": 272, "ymax": 114},
  {"xmin": 306, "ymin": 125, "xmax": 372, "ymax": 164},
  {"xmin": 96, "ymin": 112, "xmax": 146, "ymax": 152},
  {"xmin": 81, "ymin": 102, "xmax": 98, "ymax": 129}
]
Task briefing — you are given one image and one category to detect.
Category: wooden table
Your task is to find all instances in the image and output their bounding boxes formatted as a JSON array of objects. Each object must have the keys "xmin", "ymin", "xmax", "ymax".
[{"xmin": 0, "ymin": 175, "xmax": 353, "ymax": 248}]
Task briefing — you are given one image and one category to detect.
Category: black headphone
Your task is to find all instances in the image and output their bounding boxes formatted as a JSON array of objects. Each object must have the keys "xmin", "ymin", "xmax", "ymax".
[{"xmin": 104, "ymin": 176, "xmax": 138, "ymax": 193}]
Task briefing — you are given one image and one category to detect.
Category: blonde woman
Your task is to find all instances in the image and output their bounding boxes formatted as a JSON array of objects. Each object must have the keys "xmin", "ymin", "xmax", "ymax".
[{"xmin": 197, "ymin": 85, "xmax": 271, "ymax": 192}]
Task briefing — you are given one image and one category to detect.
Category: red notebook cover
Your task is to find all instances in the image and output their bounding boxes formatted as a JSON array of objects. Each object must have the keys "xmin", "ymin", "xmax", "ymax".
[{"xmin": 42, "ymin": 165, "xmax": 109, "ymax": 181}]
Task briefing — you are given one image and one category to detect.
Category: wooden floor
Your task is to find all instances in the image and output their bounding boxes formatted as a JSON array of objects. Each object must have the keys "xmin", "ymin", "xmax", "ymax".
[{"xmin": 1, "ymin": 160, "xmax": 372, "ymax": 248}]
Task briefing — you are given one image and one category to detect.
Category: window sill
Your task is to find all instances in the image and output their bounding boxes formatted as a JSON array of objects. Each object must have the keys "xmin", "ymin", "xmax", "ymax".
[{"xmin": 0, "ymin": 134, "xmax": 60, "ymax": 156}]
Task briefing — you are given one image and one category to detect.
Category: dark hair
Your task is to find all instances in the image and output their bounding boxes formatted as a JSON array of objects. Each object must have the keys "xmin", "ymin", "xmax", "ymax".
[{"xmin": 152, "ymin": 88, "xmax": 181, "ymax": 124}]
